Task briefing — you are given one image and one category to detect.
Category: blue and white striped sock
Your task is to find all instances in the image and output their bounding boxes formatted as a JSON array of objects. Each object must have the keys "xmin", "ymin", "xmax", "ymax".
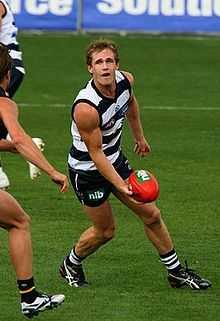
[
  {"xmin": 160, "ymin": 248, "xmax": 181, "ymax": 273},
  {"xmin": 68, "ymin": 247, "xmax": 83, "ymax": 266}
]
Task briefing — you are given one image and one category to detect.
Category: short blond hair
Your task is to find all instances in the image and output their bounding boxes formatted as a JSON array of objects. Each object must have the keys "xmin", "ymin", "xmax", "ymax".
[{"xmin": 86, "ymin": 39, "xmax": 119, "ymax": 66}]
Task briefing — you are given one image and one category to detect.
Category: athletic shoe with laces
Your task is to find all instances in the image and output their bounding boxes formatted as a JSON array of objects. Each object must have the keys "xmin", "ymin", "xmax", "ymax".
[
  {"xmin": 168, "ymin": 261, "xmax": 212, "ymax": 290},
  {"xmin": 59, "ymin": 258, "xmax": 88, "ymax": 287},
  {"xmin": 21, "ymin": 293, "xmax": 65, "ymax": 318}
]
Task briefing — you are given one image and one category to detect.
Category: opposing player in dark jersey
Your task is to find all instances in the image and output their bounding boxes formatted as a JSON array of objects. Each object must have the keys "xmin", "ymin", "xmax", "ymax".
[
  {"xmin": 60, "ymin": 39, "xmax": 211, "ymax": 290},
  {"xmin": 0, "ymin": 43, "xmax": 69, "ymax": 318},
  {"xmin": 0, "ymin": 0, "xmax": 31, "ymax": 188}
]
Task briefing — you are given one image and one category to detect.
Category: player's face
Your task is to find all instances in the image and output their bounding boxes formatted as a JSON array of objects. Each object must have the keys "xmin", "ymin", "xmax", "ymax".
[{"xmin": 88, "ymin": 49, "xmax": 118, "ymax": 87}]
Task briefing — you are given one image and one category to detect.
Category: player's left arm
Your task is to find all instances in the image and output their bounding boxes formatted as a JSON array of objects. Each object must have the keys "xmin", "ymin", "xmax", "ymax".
[{"xmin": 124, "ymin": 71, "xmax": 151, "ymax": 157}]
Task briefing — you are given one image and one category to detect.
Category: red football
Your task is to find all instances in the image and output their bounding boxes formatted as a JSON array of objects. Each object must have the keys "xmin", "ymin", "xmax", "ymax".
[{"xmin": 128, "ymin": 170, "xmax": 160, "ymax": 203}]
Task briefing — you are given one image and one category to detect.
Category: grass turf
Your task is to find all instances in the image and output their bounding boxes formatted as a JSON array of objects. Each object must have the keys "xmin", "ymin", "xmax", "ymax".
[{"xmin": 0, "ymin": 33, "xmax": 219, "ymax": 321}]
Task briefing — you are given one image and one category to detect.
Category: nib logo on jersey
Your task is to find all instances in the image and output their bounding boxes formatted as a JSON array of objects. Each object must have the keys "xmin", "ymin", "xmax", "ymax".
[{"xmin": 88, "ymin": 189, "xmax": 104, "ymax": 201}]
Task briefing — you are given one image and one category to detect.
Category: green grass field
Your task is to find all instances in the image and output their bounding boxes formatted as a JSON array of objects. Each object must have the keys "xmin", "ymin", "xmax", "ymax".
[{"xmin": 0, "ymin": 33, "xmax": 220, "ymax": 321}]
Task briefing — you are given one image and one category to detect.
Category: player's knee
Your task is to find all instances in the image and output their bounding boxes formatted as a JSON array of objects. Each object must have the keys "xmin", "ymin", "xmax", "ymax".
[
  {"xmin": 16, "ymin": 213, "xmax": 31, "ymax": 231},
  {"xmin": 104, "ymin": 226, "xmax": 115, "ymax": 241},
  {"xmin": 100, "ymin": 225, "xmax": 115, "ymax": 243},
  {"xmin": 145, "ymin": 206, "xmax": 161, "ymax": 226}
]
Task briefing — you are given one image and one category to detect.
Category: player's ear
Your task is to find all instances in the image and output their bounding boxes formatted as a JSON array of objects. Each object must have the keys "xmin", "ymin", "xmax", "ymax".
[
  {"xmin": 116, "ymin": 62, "xmax": 119, "ymax": 70},
  {"xmin": 87, "ymin": 65, "xmax": 92, "ymax": 74}
]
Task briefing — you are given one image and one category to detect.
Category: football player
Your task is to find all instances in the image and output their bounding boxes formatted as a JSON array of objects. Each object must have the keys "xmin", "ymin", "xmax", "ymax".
[
  {"xmin": 0, "ymin": 43, "xmax": 68, "ymax": 318},
  {"xmin": 60, "ymin": 39, "xmax": 211, "ymax": 290},
  {"xmin": 0, "ymin": 0, "xmax": 37, "ymax": 188}
]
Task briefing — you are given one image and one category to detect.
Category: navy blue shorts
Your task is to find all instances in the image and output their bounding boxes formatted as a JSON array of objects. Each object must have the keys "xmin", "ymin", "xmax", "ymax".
[{"xmin": 69, "ymin": 153, "xmax": 133, "ymax": 207}]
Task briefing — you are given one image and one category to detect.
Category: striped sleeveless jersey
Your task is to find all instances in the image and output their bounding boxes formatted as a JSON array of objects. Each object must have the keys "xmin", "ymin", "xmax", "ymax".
[{"xmin": 68, "ymin": 70, "xmax": 131, "ymax": 171}]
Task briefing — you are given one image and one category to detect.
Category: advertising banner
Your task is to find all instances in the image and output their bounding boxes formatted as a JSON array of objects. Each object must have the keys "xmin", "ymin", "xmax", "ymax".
[
  {"xmin": 83, "ymin": 0, "xmax": 220, "ymax": 33},
  {"xmin": 7, "ymin": 0, "xmax": 77, "ymax": 30}
]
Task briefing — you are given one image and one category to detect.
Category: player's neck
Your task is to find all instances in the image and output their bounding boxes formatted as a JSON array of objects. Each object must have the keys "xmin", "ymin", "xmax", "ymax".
[{"xmin": 94, "ymin": 81, "xmax": 116, "ymax": 99}]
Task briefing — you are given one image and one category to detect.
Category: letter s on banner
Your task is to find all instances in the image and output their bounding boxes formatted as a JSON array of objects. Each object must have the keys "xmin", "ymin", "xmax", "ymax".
[
  {"xmin": 97, "ymin": 0, "xmax": 148, "ymax": 16},
  {"xmin": 97, "ymin": 0, "xmax": 123, "ymax": 14}
]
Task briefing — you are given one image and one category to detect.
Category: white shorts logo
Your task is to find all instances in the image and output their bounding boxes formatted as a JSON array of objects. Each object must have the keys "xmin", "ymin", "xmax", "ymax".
[{"xmin": 88, "ymin": 190, "xmax": 104, "ymax": 200}]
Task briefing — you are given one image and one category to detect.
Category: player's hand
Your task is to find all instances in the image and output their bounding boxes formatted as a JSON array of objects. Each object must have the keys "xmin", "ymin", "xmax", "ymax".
[
  {"xmin": 134, "ymin": 137, "xmax": 151, "ymax": 157},
  {"xmin": 117, "ymin": 182, "xmax": 145, "ymax": 205},
  {"xmin": 51, "ymin": 171, "xmax": 69, "ymax": 192},
  {"xmin": 117, "ymin": 182, "xmax": 133, "ymax": 197}
]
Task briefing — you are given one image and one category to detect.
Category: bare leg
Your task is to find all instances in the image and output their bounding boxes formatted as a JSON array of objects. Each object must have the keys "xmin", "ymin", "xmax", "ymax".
[
  {"xmin": 0, "ymin": 190, "xmax": 32, "ymax": 279},
  {"xmin": 74, "ymin": 200, "xmax": 115, "ymax": 257},
  {"xmin": 113, "ymin": 189, "xmax": 173, "ymax": 255}
]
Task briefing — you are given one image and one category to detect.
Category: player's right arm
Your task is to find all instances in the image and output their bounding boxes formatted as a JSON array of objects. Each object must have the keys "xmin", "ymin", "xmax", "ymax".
[
  {"xmin": 0, "ymin": 97, "xmax": 68, "ymax": 192},
  {"xmin": 74, "ymin": 102, "xmax": 132, "ymax": 197}
]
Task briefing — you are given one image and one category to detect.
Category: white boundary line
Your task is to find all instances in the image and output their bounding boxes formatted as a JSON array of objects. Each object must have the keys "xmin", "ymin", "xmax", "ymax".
[
  {"xmin": 18, "ymin": 103, "xmax": 220, "ymax": 111},
  {"xmin": 19, "ymin": 103, "xmax": 69, "ymax": 108},
  {"xmin": 143, "ymin": 105, "xmax": 220, "ymax": 110}
]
